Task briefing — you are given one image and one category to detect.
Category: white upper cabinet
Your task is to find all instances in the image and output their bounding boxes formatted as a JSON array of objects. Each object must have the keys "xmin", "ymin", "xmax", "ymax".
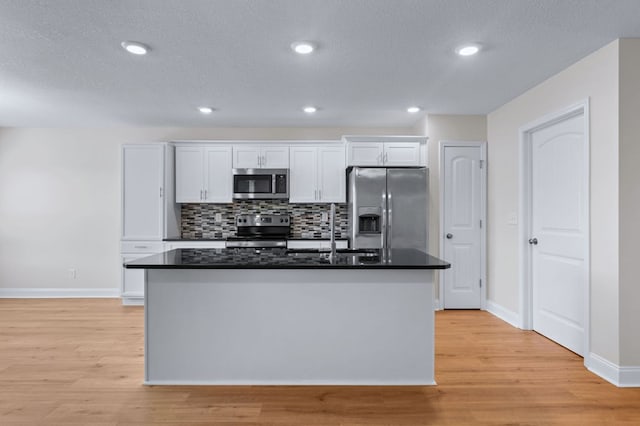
[
  {"xmin": 290, "ymin": 145, "xmax": 346, "ymax": 203},
  {"xmin": 175, "ymin": 146, "xmax": 232, "ymax": 203},
  {"xmin": 383, "ymin": 142, "xmax": 421, "ymax": 166},
  {"xmin": 121, "ymin": 144, "xmax": 165, "ymax": 240},
  {"xmin": 175, "ymin": 147, "xmax": 204, "ymax": 203},
  {"xmin": 204, "ymin": 146, "xmax": 233, "ymax": 202},
  {"xmin": 347, "ymin": 143, "xmax": 384, "ymax": 166},
  {"xmin": 232, "ymin": 145, "xmax": 289, "ymax": 168},
  {"xmin": 289, "ymin": 146, "xmax": 318, "ymax": 203},
  {"xmin": 347, "ymin": 142, "xmax": 420, "ymax": 166},
  {"xmin": 318, "ymin": 146, "xmax": 346, "ymax": 202}
]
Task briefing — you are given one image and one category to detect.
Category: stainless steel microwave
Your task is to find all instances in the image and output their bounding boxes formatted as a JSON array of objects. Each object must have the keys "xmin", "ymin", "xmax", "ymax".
[{"xmin": 232, "ymin": 168, "xmax": 289, "ymax": 200}]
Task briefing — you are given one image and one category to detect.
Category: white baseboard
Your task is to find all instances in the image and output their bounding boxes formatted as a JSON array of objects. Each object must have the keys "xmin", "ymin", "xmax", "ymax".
[
  {"xmin": 486, "ymin": 300, "xmax": 520, "ymax": 328},
  {"xmin": 122, "ymin": 297, "xmax": 144, "ymax": 306},
  {"xmin": 0, "ymin": 288, "xmax": 119, "ymax": 298},
  {"xmin": 587, "ymin": 353, "xmax": 640, "ymax": 387}
]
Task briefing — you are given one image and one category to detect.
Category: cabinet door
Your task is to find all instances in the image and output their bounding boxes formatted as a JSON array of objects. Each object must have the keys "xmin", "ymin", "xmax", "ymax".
[
  {"xmin": 175, "ymin": 147, "xmax": 205, "ymax": 202},
  {"xmin": 122, "ymin": 145, "xmax": 164, "ymax": 240},
  {"xmin": 289, "ymin": 146, "xmax": 318, "ymax": 203},
  {"xmin": 121, "ymin": 253, "xmax": 150, "ymax": 299},
  {"xmin": 318, "ymin": 146, "xmax": 346, "ymax": 203},
  {"xmin": 203, "ymin": 146, "xmax": 232, "ymax": 203},
  {"xmin": 383, "ymin": 142, "xmax": 420, "ymax": 166},
  {"xmin": 233, "ymin": 146, "xmax": 260, "ymax": 168},
  {"xmin": 262, "ymin": 146, "xmax": 290, "ymax": 168},
  {"xmin": 347, "ymin": 143, "xmax": 383, "ymax": 166}
]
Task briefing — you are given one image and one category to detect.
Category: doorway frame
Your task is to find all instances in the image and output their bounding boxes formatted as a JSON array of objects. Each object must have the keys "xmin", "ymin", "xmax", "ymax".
[
  {"xmin": 438, "ymin": 140, "xmax": 488, "ymax": 310},
  {"xmin": 518, "ymin": 99, "xmax": 590, "ymax": 359}
]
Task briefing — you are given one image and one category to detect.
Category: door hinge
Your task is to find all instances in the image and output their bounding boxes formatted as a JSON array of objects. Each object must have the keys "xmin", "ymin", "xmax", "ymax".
[
  {"xmin": 479, "ymin": 279, "xmax": 482, "ymax": 288},
  {"xmin": 479, "ymin": 160, "xmax": 484, "ymax": 169}
]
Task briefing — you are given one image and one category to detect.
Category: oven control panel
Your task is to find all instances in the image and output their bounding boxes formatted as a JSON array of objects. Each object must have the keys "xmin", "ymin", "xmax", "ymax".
[{"xmin": 236, "ymin": 214, "xmax": 290, "ymax": 227}]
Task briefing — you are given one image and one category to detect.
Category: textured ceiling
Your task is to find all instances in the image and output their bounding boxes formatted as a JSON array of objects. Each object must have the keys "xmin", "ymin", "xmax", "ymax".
[{"xmin": 1, "ymin": 0, "xmax": 639, "ymax": 127}]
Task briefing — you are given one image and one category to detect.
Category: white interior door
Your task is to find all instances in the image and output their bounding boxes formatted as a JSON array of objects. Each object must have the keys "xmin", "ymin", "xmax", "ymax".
[
  {"xmin": 442, "ymin": 145, "xmax": 483, "ymax": 309},
  {"xmin": 530, "ymin": 112, "xmax": 586, "ymax": 356}
]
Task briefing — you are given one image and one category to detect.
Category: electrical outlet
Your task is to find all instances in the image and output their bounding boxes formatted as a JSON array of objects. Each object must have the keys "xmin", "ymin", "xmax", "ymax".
[
  {"xmin": 67, "ymin": 268, "xmax": 77, "ymax": 279},
  {"xmin": 508, "ymin": 212, "xmax": 518, "ymax": 225},
  {"xmin": 215, "ymin": 213, "xmax": 222, "ymax": 223}
]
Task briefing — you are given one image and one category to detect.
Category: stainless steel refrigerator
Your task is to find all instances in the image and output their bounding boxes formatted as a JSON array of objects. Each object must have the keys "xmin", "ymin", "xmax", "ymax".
[{"xmin": 347, "ymin": 167, "xmax": 428, "ymax": 251}]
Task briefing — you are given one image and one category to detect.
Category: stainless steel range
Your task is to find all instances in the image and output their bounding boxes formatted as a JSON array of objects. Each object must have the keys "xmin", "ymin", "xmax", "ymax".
[{"xmin": 225, "ymin": 214, "xmax": 290, "ymax": 248}]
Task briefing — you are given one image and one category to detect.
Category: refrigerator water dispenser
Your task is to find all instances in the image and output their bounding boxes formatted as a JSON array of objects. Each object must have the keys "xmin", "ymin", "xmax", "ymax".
[{"xmin": 358, "ymin": 207, "xmax": 382, "ymax": 234}]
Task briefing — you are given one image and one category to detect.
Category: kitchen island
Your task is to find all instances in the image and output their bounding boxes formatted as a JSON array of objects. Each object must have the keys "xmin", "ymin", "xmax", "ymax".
[{"xmin": 125, "ymin": 247, "xmax": 450, "ymax": 385}]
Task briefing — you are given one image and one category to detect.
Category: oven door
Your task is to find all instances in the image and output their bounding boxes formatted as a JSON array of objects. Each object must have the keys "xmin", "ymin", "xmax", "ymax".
[{"xmin": 232, "ymin": 169, "xmax": 289, "ymax": 199}]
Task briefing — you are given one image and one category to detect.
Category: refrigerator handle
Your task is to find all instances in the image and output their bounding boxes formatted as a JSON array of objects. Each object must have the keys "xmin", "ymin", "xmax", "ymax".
[
  {"xmin": 381, "ymin": 186, "xmax": 387, "ymax": 250},
  {"xmin": 387, "ymin": 192, "xmax": 392, "ymax": 249}
]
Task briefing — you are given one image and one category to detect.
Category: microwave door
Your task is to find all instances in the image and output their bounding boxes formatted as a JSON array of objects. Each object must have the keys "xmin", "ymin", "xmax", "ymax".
[
  {"xmin": 234, "ymin": 175, "xmax": 272, "ymax": 195},
  {"xmin": 232, "ymin": 169, "xmax": 289, "ymax": 199}
]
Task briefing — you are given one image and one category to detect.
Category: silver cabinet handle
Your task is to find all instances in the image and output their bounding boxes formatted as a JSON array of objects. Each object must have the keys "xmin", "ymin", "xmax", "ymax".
[
  {"xmin": 204, "ymin": 189, "xmax": 208, "ymax": 200},
  {"xmin": 384, "ymin": 152, "xmax": 388, "ymax": 163},
  {"xmin": 200, "ymin": 190, "xmax": 203, "ymax": 200},
  {"xmin": 159, "ymin": 187, "xmax": 163, "ymax": 198},
  {"xmin": 318, "ymin": 189, "xmax": 322, "ymax": 200},
  {"xmin": 314, "ymin": 189, "xmax": 317, "ymax": 200},
  {"xmin": 446, "ymin": 233, "xmax": 453, "ymax": 239},
  {"xmin": 134, "ymin": 245, "xmax": 149, "ymax": 249}
]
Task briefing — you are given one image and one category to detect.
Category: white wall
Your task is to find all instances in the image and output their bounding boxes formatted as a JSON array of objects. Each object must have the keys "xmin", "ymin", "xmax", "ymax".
[
  {"xmin": 487, "ymin": 41, "xmax": 620, "ymax": 363},
  {"xmin": 0, "ymin": 126, "xmax": 412, "ymax": 292},
  {"xmin": 618, "ymin": 39, "xmax": 640, "ymax": 366}
]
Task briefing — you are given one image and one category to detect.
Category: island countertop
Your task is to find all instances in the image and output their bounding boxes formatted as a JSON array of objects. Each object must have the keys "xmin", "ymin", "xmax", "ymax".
[{"xmin": 125, "ymin": 248, "xmax": 450, "ymax": 270}]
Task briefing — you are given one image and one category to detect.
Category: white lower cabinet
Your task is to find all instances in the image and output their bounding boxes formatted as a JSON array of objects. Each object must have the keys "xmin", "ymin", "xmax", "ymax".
[{"xmin": 121, "ymin": 241, "xmax": 165, "ymax": 305}]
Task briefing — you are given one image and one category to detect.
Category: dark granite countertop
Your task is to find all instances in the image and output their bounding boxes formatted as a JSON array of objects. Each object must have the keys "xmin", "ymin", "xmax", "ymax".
[
  {"xmin": 163, "ymin": 238, "xmax": 349, "ymax": 242},
  {"xmin": 125, "ymin": 248, "xmax": 450, "ymax": 270},
  {"xmin": 163, "ymin": 238, "xmax": 225, "ymax": 241}
]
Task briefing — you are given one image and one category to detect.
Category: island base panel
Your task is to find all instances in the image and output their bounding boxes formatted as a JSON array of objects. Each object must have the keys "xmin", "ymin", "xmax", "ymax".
[{"xmin": 145, "ymin": 269, "xmax": 435, "ymax": 385}]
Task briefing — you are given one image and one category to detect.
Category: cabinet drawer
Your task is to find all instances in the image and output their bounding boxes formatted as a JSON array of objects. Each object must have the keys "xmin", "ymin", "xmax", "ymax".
[{"xmin": 120, "ymin": 241, "xmax": 165, "ymax": 253}]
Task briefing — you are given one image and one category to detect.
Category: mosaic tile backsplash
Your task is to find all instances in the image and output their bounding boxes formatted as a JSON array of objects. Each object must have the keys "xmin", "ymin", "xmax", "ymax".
[{"xmin": 181, "ymin": 201, "xmax": 348, "ymax": 239}]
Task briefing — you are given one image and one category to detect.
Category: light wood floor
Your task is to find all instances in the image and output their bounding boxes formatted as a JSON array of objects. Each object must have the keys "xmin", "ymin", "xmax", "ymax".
[{"xmin": 1, "ymin": 299, "xmax": 639, "ymax": 425}]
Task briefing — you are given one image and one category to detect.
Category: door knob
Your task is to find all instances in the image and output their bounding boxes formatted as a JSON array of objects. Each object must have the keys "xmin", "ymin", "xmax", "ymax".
[
  {"xmin": 528, "ymin": 238, "xmax": 538, "ymax": 245},
  {"xmin": 446, "ymin": 233, "xmax": 453, "ymax": 239}
]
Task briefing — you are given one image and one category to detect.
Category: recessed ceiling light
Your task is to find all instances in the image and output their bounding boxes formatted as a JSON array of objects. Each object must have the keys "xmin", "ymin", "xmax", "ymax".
[
  {"xmin": 291, "ymin": 41, "xmax": 316, "ymax": 55},
  {"xmin": 121, "ymin": 41, "xmax": 150, "ymax": 55},
  {"xmin": 407, "ymin": 106, "xmax": 421, "ymax": 113},
  {"xmin": 198, "ymin": 107, "xmax": 213, "ymax": 114},
  {"xmin": 456, "ymin": 44, "xmax": 480, "ymax": 56},
  {"xmin": 303, "ymin": 106, "xmax": 317, "ymax": 113}
]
